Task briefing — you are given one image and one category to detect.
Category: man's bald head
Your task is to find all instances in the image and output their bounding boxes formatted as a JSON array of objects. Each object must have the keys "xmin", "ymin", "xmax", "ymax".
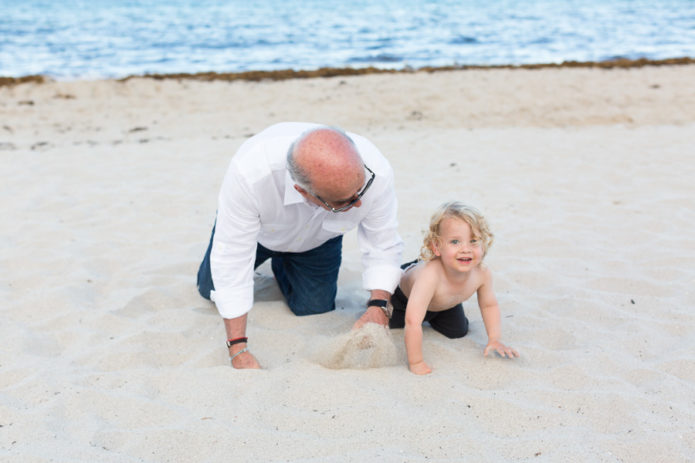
[{"xmin": 287, "ymin": 126, "xmax": 366, "ymax": 205}]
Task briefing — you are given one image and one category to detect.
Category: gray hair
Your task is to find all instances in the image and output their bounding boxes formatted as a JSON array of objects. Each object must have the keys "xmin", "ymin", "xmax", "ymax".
[
  {"xmin": 286, "ymin": 126, "xmax": 358, "ymax": 192},
  {"xmin": 287, "ymin": 141, "xmax": 312, "ymax": 191}
]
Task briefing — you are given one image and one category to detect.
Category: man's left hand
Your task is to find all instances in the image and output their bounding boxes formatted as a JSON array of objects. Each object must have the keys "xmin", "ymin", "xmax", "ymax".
[{"xmin": 353, "ymin": 305, "xmax": 389, "ymax": 329}]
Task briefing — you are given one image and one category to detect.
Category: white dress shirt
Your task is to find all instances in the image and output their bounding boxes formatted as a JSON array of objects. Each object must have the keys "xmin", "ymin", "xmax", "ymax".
[{"xmin": 210, "ymin": 122, "xmax": 404, "ymax": 319}]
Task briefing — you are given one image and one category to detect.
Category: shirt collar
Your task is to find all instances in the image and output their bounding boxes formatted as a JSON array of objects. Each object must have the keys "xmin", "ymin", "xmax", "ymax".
[{"xmin": 284, "ymin": 170, "xmax": 310, "ymax": 206}]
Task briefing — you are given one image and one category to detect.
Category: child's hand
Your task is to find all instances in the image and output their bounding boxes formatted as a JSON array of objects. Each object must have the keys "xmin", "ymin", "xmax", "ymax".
[
  {"xmin": 409, "ymin": 360, "xmax": 432, "ymax": 375},
  {"xmin": 484, "ymin": 340, "xmax": 519, "ymax": 359}
]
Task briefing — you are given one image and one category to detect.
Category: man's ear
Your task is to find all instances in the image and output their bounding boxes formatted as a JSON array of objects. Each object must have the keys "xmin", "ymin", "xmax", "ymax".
[{"xmin": 295, "ymin": 184, "xmax": 318, "ymax": 204}]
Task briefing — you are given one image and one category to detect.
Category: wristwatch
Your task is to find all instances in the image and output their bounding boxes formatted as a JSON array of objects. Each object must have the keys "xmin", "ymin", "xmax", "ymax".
[{"xmin": 367, "ymin": 298, "xmax": 393, "ymax": 319}]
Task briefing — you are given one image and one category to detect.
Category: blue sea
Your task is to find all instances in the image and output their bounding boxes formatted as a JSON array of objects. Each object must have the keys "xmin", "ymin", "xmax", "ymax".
[{"xmin": 1, "ymin": 0, "xmax": 694, "ymax": 79}]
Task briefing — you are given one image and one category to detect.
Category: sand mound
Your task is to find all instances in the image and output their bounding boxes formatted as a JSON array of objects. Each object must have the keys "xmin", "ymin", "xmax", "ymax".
[{"xmin": 314, "ymin": 323, "xmax": 400, "ymax": 369}]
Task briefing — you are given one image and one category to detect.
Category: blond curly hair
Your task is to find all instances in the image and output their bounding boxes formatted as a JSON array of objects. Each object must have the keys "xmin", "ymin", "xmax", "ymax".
[{"xmin": 419, "ymin": 201, "xmax": 494, "ymax": 261}]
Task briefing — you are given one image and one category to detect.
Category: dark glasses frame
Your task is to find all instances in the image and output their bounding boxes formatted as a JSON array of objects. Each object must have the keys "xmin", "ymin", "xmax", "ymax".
[{"xmin": 314, "ymin": 164, "xmax": 375, "ymax": 213}]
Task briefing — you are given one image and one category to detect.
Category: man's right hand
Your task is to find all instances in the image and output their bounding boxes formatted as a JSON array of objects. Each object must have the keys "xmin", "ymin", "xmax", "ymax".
[{"xmin": 224, "ymin": 315, "xmax": 260, "ymax": 369}]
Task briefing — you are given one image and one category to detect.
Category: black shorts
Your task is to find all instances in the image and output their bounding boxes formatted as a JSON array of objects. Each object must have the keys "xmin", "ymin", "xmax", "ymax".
[{"xmin": 389, "ymin": 278, "xmax": 469, "ymax": 339}]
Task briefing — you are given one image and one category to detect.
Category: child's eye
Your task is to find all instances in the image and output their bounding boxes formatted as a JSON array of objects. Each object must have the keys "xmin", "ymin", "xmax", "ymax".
[
  {"xmin": 471, "ymin": 239, "xmax": 479, "ymax": 245},
  {"xmin": 450, "ymin": 239, "xmax": 459, "ymax": 245}
]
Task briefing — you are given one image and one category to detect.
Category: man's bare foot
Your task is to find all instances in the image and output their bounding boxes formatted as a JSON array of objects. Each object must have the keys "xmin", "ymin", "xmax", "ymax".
[
  {"xmin": 229, "ymin": 348, "xmax": 261, "ymax": 369},
  {"xmin": 352, "ymin": 305, "xmax": 388, "ymax": 330}
]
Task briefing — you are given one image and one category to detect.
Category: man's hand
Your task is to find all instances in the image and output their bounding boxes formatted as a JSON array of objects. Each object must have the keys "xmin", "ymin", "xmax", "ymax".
[
  {"xmin": 483, "ymin": 340, "xmax": 519, "ymax": 359},
  {"xmin": 224, "ymin": 315, "xmax": 260, "ymax": 369},
  {"xmin": 352, "ymin": 305, "xmax": 389, "ymax": 330},
  {"xmin": 229, "ymin": 346, "xmax": 261, "ymax": 369}
]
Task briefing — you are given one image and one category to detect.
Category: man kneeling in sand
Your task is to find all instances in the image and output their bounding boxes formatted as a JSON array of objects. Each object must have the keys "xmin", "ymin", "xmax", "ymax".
[{"xmin": 197, "ymin": 122, "xmax": 403, "ymax": 369}]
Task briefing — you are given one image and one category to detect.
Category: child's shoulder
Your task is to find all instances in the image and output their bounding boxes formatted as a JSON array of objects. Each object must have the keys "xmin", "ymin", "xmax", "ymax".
[
  {"xmin": 405, "ymin": 258, "xmax": 440, "ymax": 272},
  {"xmin": 421, "ymin": 257, "xmax": 446, "ymax": 274},
  {"xmin": 403, "ymin": 258, "xmax": 442, "ymax": 283},
  {"xmin": 403, "ymin": 259, "xmax": 428, "ymax": 275}
]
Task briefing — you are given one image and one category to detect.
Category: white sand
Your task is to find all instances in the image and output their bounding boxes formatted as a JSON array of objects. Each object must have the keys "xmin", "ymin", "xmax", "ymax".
[{"xmin": 1, "ymin": 65, "xmax": 694, "ymax": 462}]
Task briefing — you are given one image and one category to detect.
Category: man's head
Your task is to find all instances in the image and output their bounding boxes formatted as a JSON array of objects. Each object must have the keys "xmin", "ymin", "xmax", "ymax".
[{"xmin": 288, "ymin": 126, "xmax": 371, "ymax": 212}]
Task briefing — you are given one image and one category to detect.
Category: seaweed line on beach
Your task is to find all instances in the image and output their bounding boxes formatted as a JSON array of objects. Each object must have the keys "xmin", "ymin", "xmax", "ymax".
[{"xmin": 1, "ymin": 57, "xmax": 694, "ymax": 87}]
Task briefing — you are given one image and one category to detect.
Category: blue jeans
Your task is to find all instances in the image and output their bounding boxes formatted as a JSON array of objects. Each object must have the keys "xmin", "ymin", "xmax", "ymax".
[{"xmin": 197, "ymin": 223, "xmax": 343, "ymax": 316}]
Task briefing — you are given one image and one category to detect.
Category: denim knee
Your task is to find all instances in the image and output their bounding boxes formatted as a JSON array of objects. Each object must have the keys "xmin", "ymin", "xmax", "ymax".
[
  {"xmin": 286, "ymin": 283, "xmax": 336, "ymax": 316},
  {"xmin": 197, "ymin": 242, "xmax": 215, "ymax": 300},
  {"xmin": 269, "ymin": 237, "xmax": 341, "ymax": 316}
]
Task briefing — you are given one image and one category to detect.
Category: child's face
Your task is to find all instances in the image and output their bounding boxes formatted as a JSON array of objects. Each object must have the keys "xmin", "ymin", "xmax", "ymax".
[{"xmin": 432, "ymin": 217, "xmax": 483, "ymax": 272}]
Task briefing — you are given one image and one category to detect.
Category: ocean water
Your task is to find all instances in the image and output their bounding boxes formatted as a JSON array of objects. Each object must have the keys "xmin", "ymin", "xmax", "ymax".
[{"xmin": 1, "ymin": 0, "xmax": 694, "ymax": 79}]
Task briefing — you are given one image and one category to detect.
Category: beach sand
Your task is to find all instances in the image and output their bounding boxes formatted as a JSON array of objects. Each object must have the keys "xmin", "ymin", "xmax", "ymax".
[{"xmin": 1, "ymin": 65, "xmax": 694, "ymax": 462}]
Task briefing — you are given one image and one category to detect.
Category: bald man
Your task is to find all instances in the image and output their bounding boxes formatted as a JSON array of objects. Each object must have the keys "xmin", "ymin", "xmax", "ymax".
[{"xmin": 197, "ymin": 122, "xmax": 403, "ymax": 369}]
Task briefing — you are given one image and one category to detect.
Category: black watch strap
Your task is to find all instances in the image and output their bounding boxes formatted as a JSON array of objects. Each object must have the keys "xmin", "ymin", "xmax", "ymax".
[{"xmin": 367, "ymin": 299, "xmax": 392, "ymax": 319}]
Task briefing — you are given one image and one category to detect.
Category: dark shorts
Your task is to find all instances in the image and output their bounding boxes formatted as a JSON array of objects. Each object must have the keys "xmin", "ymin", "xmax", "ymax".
[{"xmin": 388, "ymin": 261, "xmax": 469, "ymax": 339}]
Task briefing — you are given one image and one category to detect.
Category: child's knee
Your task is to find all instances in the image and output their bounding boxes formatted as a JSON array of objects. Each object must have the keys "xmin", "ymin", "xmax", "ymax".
[
  {"xmin": 431, "ymin": 317, "xmax": 468, "ymax": 339},
  {"xmin": 444, "ymin": 325, "xmax": 468, "ymax": 339}
]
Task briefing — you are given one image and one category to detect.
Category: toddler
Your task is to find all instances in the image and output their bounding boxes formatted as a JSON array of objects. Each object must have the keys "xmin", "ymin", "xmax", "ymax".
[{"xmin": 389, "ymin": 201, "xmax": 518, "ymax": 374}]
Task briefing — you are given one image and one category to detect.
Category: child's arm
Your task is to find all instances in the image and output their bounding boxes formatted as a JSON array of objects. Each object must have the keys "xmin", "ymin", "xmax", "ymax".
[
  {"xmin": 477, "ymin": 268, "xmax": 519, "ymax": 358},
  {"xmin": 404, "ymin": 268, "xmax": 438, "ymax": 375}
]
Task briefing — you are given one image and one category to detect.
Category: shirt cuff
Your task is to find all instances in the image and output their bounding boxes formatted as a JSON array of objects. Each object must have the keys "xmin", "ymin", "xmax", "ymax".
[
  {"xmin": 210, "ymin": 284, "xmax": 254, "ymax": 319},
  {"xmin": 362, "ymin": 264, "xmax": 401, "ymax": 294}
]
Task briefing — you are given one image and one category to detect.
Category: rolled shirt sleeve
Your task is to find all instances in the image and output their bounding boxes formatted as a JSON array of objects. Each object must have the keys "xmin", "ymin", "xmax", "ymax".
[
  {"xmin": 355, "ymin": 143, "xmax": 404, "ymax": 294},
  {"xmin": 209, "ymin": 162, "xmax": 261, "ymax": 319}
]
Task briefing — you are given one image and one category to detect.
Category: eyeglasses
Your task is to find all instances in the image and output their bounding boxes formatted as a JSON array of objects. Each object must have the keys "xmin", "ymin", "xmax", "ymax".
[{"xmin": 314, "ymin": 164, "xmax": 375, "ymax": 213}]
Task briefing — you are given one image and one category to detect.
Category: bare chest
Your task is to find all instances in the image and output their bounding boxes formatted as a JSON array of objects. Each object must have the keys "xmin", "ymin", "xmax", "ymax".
[{"xmin": 427, "ymin": 277, "xmax": 479, "ymax": 311}]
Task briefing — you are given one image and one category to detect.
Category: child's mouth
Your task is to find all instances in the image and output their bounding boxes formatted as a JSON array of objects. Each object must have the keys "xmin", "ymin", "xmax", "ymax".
[{"xmin": 458, "ymin": 257, "xmax": 472, "ymax": 262}]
